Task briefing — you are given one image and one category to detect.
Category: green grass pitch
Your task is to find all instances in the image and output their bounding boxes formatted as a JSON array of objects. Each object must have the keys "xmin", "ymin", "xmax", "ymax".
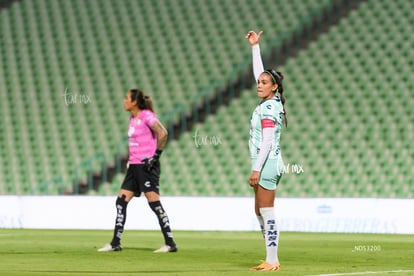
[{"xmin": 0, "ymin": 229, "xmax": 413, "ymax": 275}]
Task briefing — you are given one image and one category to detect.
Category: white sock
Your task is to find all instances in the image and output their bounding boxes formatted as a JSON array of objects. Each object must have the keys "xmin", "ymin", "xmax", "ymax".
[
  {"xmin": 256, "ymin": 215, "xmax": 265, "ymax": 238},
  {"xmin": 260, "ymin": 207, "xmax": 279, "ymax": 265}
]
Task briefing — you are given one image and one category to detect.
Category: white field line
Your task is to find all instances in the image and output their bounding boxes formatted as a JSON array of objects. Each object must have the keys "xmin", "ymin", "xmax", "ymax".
[{"xmin": 306, "ymin": 270, "xmax": 414, "ymax": 276}]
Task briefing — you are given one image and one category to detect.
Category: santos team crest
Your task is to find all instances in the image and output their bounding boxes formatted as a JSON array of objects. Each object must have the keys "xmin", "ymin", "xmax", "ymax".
[{"xmin": 128, "ymin": 126, "xmax": 135, "ymax": 137}]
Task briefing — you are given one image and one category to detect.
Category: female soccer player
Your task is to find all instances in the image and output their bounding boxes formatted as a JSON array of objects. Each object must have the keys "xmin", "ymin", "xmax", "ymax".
[
  {"xmin": 98, "ymin": 89, "xmax": 177, "ymax": 253},
  {"xmin": 245, "ymin": 30, "xmax": 287, "ymax": 271}
]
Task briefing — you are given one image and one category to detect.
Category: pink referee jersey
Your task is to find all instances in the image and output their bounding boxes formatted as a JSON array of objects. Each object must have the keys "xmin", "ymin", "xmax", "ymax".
[{"xmin": 127, "ymin": 110, "xmax": 158, "ymax": 164}]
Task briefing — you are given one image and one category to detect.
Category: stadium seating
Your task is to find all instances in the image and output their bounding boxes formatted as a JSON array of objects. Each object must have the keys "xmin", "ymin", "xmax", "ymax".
[
  {"xmin": 132, "ymin": 0, "xmax": 414, "ymax": 198},
  {"xmin": 0, "ymin": 0, "xmax": 412, "ymax": 198}
]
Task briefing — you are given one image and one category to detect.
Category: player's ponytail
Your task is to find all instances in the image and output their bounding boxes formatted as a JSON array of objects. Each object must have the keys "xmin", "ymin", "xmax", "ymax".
[
  {"xmin": 130, "ymin": 89, "xmax": 154, "ymax": 112},
  {"xmin": 264, "ymin": 69, "xmax": 288, "ymax": 127}
]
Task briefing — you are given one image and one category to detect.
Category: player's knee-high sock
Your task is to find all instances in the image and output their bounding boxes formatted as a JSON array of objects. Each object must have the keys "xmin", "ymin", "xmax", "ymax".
[
  {"xmin": 111, "ymin": 195, "xmax": 128, "ymax": 246},
  {"xmin": 260, "ymin": 207, "xmax": 280, "ymax": 265},
  {"xmin": 256, "ymin": 215, "xmax": 265, "ymax": 238},
  {"xmin": 149, "ymin": 201, "xmax": 175, "ymax": 247}
]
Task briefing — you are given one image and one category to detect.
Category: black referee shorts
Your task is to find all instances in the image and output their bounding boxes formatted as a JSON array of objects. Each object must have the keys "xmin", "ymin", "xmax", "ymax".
[{"xmin": 121, "ymin": 163, "xmax": 160, "ymax": 197}]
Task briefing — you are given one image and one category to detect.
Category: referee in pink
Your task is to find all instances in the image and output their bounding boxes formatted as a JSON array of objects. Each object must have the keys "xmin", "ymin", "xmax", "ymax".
[{"xmin": 98, "ymin": 89, "xmax": 177, "ymax": 253}]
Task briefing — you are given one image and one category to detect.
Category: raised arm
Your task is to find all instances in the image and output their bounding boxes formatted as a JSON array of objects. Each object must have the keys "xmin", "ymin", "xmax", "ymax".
[{"xmin": 246, "ymin": 30, "xmax": 264, "ymax": 82}]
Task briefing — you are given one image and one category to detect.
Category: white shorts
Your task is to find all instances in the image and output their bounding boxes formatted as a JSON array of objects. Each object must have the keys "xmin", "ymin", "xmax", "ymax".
[{"xmin": 251, "ymin": 158, "xmax": 284, "ymax": 190}]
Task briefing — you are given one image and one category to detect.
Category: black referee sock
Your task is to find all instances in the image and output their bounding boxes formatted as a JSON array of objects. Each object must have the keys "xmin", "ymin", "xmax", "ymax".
[
  {"xmin": 149, "ymin": 201, "xmax": 176, "ymax": 247},
  {"xmin": 111, "ymin": 195, "xmax": 128, "ymax": 246}
]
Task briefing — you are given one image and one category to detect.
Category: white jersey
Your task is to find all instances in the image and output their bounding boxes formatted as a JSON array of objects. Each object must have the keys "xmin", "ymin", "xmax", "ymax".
[{"xmin": 249, "ymin": 96, "xmax": 284, "ymax": 161}]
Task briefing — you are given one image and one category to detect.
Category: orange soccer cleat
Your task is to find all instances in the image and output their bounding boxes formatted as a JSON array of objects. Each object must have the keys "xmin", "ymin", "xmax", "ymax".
[{"xmin": 249, "ymin": 260, "xmax": 281, "ymax": 271}]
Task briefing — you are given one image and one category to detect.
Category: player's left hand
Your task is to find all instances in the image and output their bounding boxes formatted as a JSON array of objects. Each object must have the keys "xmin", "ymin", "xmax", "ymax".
[{"xmin": 245, "ymin": 30, "xmax": 263, "ymax": 46}]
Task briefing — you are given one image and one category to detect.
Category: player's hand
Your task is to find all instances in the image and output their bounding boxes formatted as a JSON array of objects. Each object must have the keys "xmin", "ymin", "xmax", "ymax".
[
  {"xmin": 245, "ymin": 30, "xmax": 263, "ymax": 46},
  {"xmin": 142, "ymin": 150, "xmax": 162, "ymax": 172},
  {"xmin": 142, "ymin": 156, "xmax": 159, "ymax": 172},
  {"xmin": 249, "ymin": 170, "xmax": 260, "ymax": 187}
]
